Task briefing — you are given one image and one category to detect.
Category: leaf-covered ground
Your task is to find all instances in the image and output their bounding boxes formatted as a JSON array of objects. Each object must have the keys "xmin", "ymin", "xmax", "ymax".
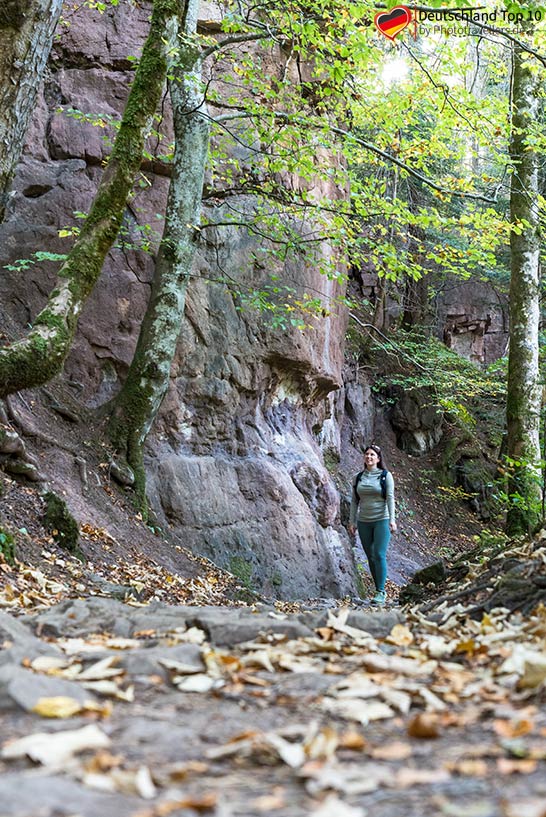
[{"xmin": 1, "ymin": 536, "xmax": 546, "ymax": 817}]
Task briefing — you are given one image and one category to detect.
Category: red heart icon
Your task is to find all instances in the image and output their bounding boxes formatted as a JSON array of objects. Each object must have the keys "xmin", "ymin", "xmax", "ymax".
[{"xmin": 374, "ymin": 6, "xmax": 412, "ymax": 40}]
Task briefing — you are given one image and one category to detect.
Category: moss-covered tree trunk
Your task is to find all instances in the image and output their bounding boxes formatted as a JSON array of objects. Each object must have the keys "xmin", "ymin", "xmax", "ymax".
[
  {"xmin": 108, "ymin": 0, "xmax": 209, "ymax": 509},
  {"xmin": 0, "ymin": 0, "xmax": 62, "ymax": 223},
  {"xmin": 506, "ymin": 38, "xmax": 542, "ymax": 536},
  {"xmin": 0, "ymin": 0, "xmax": 181, "ymax": 399}
]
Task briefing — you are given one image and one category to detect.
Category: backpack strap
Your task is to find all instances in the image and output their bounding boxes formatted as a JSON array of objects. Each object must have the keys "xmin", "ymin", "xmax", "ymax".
[
  {"xmin": 380, "ymin": 469, "xmax": 387, "ymax": 500},
  {"xmin": 353, "ymin": 470, "xmax": 364, "ymax": 504}
]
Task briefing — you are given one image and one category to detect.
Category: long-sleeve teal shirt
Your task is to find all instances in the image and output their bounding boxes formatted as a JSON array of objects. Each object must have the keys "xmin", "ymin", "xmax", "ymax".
[{"xmin": 349, "ymin": 468, "xmax": 395, "ymax": 525}]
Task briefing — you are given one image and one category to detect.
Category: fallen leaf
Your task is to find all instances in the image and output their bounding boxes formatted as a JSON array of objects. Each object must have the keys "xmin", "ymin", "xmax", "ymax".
[
  {"xmin": 394, "ymin": 767, "xmax": 451, "ymax": 787},
  {"xmin": 362, "ymin": 653, "xmax": 436, "ymax": 676},
  {"xmin": 407, "ymin": 713, "xmax": 442, "ymax": 739},
  {"xmin": 158, "ymin": 657, "xmax": 204, "ymax": 675},
  {"xmin": 322, "ymin": 697, "xmax": 395, "ymax": 725},
  {"xmin": 84, "ymin": 749, "xmax": 123, "ymax": 773},
  {"xmin": 446, "ymin": 758, "xmax": 489, "ymax": 776},
  {"xmin": 77, "ymin": 656, "xmax": 123, "ymax": 681},
  {"xmin": 30, "ymin": 656, "xmax": 71, "ymax": 673},
  {"xmin": 497, "ymin": 758, "xmax": 538, "ymax": 774},
  {"xmin": 493, "ymin": 719, "xmax": 534, "ymax": 739},
  {"xmin": 301, "ymin": 760, "xmax": 389, "ymax": 795},
  {"xmin": 387, "ymin": 624, "xmax": 414, "ymax": 646},
  {"xmin": 249, "ymin": 790, "xmax": 286, "ymax": 811},
  {"xmin": 370, "ymin": 741, "xmax": 413, "ymax": 761},
  {"xmin": 133, "ymin": 793, "xmax": 218, "ymax": 816},
  {"xmin": 82, "ymin": 680, "xmax": 135, "ymax": 701},
  {"xmin": 264, "ymin": 733, "xmax": 306, "ymax": 768},
  {"xmin": 175, "ymin": 674, "xmax": 218, "ymax": 693},
  {"xmin": 303, "ymin": 725, "xmax": 339, "ymax": 761},
  {"xmin": 2, "ymin": 723, "xmax": 110, "ymax": 766},
  {"xmin": 32, "ymin": 696, "xmax": 85, "ymax": 719},
  {"xmin": 338, "ymin": 730, "xmax": 367, "ymax": 751}
]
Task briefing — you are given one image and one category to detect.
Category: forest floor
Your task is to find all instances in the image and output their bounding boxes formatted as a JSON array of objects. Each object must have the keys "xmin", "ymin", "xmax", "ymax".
[
  {"xmin": 0, "ymin": 552, "xmax": 546, "ymax": 817},
  {"xmin": 1, "ymin": 527, "xmax": 546, "ymax": 817},
  {"xmin": 2, "ymin": 390, "xmax": 545, "ymax": 817}
]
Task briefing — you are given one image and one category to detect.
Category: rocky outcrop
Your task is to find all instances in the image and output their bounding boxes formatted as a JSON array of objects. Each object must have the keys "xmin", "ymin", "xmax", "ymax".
[
  {"xmin": 390, "ymin": 387, "xmax": 443, "ymax": 456},
  {"xmin": 0, "ymin": 2, "xmax": 356, "ymax": 598},
  {"xmin": 437, "ymin": 279, "xmax": 509, "ymax": 365}
]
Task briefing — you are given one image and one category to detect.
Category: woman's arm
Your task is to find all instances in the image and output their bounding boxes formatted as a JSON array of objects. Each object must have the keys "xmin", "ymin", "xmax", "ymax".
[{"xmin": 386, "ymin": 472, "xmax": 397, "ymax": 531}]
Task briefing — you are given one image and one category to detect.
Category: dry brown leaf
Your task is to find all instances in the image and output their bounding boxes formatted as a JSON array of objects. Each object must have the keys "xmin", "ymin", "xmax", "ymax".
[
  {"xmin": 264, "ymin": 733, "xmax": 306, "ymax": 768},
  {"xmin": 370, "ymin": 741, "xmax": 413, "ymax": 761},
  {"xmin": 134, "ymin": 793, "xmax": 218, "ymax": 816},
  {"xmin": 29, "ymin": 655, "xmax": 71, "ymax": 673},
  {"xmin": 77, "ymin": 656, "xmax": 123, "ymax": 681},
  {"xmin": 83, "ymin": 765, "xmax": 157, "ymax": 799},
  {"xmin": 362, "ymin": 653, "xmax": 436, "ymax": 676},
  {"xmin": 84, "ymin": 750, "xmax": 123, "ymax": 773},
  {"xmin": 446, "ymin": 758, "xmax": 489, "ymax": 776},
  {"xmin": 407, "ymin": 713, "xmax": 442, "ymax": 739},
  {"xmin": 82, "ymin": 680, "xmax": 135, "ymax": 702},
  {"xmin": 339, "ymin": 730, "xmax": 367, "ymax": 751},
  {"xmin": 158, "ymin": 657, "xmax": 204, "ymax": 675},
  {"xmin": 2, "ymin": 723, "xmax": 110, "ymax": 766},
  {"xmin": 387, "ymin": 624, "xmax": 414, "ymax": 647},
  {"xmin": 240, "ymin": 649, "xmax": 275, "ymax": 673},
  {"xmin": 31, "ymin": 695, "xmax": 112, "ymax": 719},
  {"xmin": 497, "ymin": 758, "xmax": 538, "ymax": 775},
  {"xmin": 166, "ymin": 760, "xmax": 209, "ymax": 781},
  {"xmin": 322, "ymin": 696, "xmax": 395, "ymax": 725},
  {"xmin": 303, "ymin": 725, "xmax": 339, "ymax": 761},
  {"xmin": 493, "ymin": 719, "xmax": 535, "ymax": 739},
  {"xmin": 32, "ymin": 696, "xmax": 85, "ymax": 719},
  {"xmin": 301, "ymin": 760, "xmax": 389, "ymax": 795},
  {"xmin": 394, "ymin": 767, "xmax": 451, "ymax": 787},
  {"xmin": 249, "ymin": 790, "xmax": 287, "ymax": 811},
  {"xmin": 175, "ymin": 674, "xmax": 218, "ymax": 693}
]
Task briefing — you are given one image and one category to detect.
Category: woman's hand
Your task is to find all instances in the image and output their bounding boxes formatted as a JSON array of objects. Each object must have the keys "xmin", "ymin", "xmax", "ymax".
[
  {"xmin": 348, "ymin": 524, "xmax": 356, "ymax": 537},
  {"xmin": 389, "ymin": 521, "xmax": 397, "ymax": 533}
]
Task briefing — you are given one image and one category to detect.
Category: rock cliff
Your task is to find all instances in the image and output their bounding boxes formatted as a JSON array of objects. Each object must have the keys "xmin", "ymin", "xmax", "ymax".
[{"xmin": 0, "ymin": 1, "xmax": 357, "ymax": 598}]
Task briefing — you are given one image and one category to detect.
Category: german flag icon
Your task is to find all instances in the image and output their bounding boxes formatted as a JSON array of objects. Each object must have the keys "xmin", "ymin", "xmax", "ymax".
[{"xmin": 374, "ymin": 6, "xmax": 412, "ymax": 40}]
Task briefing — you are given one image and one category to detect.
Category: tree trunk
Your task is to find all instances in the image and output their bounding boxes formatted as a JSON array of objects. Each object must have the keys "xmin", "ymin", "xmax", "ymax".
[
  {"xmin": 506, "ymin": 37, "xmax": 542, "ymax": 536},
  {"xmin": 0, "ymin": 0, "xmax": 181, "ymax": 399},
  {"xmin": 108, "ymin": 0, "xmax": 209, "ymax": 510},
  {"xmin": 0, "ymin": 0, "xmax": 62, "ymax": 223}
]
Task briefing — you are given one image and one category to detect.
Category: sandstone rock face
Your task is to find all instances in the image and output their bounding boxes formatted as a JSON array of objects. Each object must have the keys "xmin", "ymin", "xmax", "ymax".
[
  {"xmin": 390, "ymin": 388, "xmax": 443, "ymax": 456},
  {"xmin": 0, "ymin": 2, "xmax": 356, "ymax": 598},
  {"xmin": 437, "ymin": 279, "xmax": 509, "ymax": 365}
]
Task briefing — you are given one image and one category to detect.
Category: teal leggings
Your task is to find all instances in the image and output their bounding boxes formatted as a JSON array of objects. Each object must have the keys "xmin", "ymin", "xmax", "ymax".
[{"xmin": 357, "ymin": 519, "xmax": 390, "ymax": 592}]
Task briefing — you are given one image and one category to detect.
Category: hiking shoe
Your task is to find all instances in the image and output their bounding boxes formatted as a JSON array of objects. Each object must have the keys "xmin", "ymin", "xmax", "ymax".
[{"xmin": 371, "ymin": 590, "xmax": 386, "ymax": 606}]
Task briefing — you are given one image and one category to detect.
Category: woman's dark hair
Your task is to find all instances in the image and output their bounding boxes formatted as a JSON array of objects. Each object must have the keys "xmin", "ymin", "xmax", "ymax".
[{"xmin": 364, "ymin": 444, "xmax": 386, "ymax": 469}]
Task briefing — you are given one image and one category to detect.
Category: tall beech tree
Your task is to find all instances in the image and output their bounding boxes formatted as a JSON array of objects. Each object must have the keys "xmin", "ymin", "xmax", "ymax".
[
  {"xmin": 0, "ymin": 0, "xmax": 184, "ymax": 399},
  {"xmin": 0, "ymin": 0, "xmax": 63, "ymax": 222},
  {"xmin": 108, "ymin": 0, "xmax": 210, "ymax": 503},
  {"xmin": 506, "ymin": 35, "xmax": 542, "ymax": 535}
]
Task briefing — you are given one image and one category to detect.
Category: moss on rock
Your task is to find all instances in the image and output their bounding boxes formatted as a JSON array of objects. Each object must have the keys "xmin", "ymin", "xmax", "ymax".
[
  {"xmin": 43, "ymin": 491, "xmax": 81, "ymax": 556},
  {"xmin": 0, "ymin": 526, "xmax": 16, "ymax": 564}
]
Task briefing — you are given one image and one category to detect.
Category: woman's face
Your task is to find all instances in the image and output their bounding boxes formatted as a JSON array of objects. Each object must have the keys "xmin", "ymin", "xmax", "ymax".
[{"xmin": 364, "ymin": 448, "xmax": 380, "ymax": 469}]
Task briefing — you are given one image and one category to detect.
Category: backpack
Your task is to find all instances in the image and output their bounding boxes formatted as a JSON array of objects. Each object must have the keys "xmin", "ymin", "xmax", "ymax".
[{"xmin": 353, "ymin": 469, "xmax": 388, "ymax": 503}]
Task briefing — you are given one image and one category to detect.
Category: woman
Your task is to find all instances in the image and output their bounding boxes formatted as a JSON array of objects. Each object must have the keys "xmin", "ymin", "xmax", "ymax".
[{"xmin": 348, "ymin": 445, "xmax": 397, "ymax": 606}]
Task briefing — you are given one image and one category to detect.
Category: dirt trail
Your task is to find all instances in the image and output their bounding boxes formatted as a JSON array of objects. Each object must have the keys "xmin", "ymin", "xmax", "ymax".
[{"xmin": 1, "ymin": 593, "xmax": 545, "ymax": 817}]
